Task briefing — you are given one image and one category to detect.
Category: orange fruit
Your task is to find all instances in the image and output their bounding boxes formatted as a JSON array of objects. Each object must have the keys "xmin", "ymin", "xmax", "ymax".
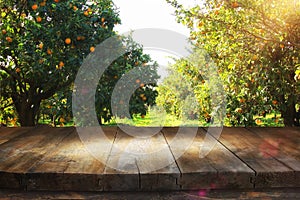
[
  {"xmin": 87, "ymin": 7, "xmax": 92, "ymax": 12},
  {"xmin": 272, "ymin": 100, "xmax": 278, "ymax": 105},
  {"xmin": 255, "ymin": 119, "xmax": 262, "ymax": 125},
  {"xmin": 21, "ymin": 13, "xmax": 27, "ymax": 18},
  {"xmin": 54, "ymin": 0, "xmax": 60, "ymax": 3},
  {"xmin": 6, "ymin": 37, "xmax": 12, "ymax": 43},
  {"xmin": 135, "ymin": 61, "xmax": 139, "ymax": 66},
  {"xmin": 73, "ymin": 6, "xmax": 78, "ymax": 11},
  {"xmin": 15, "ymin": 68, "xmax": 21, "ymax": 73},
  {"xmin": 232, "ymin": 2, "xmax": 239, "ymax": 8},
  {"xmin": 239, "ymin": 98, "xmax": 245, "ymax": 103},
  {"xmin": 142, "ymin": 96, "xmax": 147, "ymax": 101},
  {"xmin": 140, "ymin": 83, "xmax": 145, "ymax": 87},
  {"xmin": 59, "ymin": 61, "xmax": 64, "ymax": 68},
  {"xmin": 65, "ymin": 38, "xmax": 71, "ymax": 44},
  {"xmin": 90, "ymin": 46, "xmax": 95, "ymax": 52},
  {"xmin": 40, "ymin": 1, "xmax": 46, "ymax": 6},
  {"xmin": 135, "ymin": 79, "xmax": 140, "ymax": 84},
  {"xmin": 84, "ymin": 11, "xmax": 89, "ymax": 16},
  {"xmin": 76, "ymin": 36, "xmax": 82, "ymax": 41},
  {"xmin": 280, "ymin": 44, "xmax": 284, "ymax": 49},
  {"xmin": 101, "ymin": 17, "xmax": 105, "ymax": 23},
  {"xmin": 38, "ymin": 42, "xmax": 44, "ymax": 49},
  {"xmin": 252, "ymin": 55, "xmax": 258, "ymax": 61},
  {"xmin": 2, "ymin": 29, "xmax": 7, "ymax": 35},
  {"xmin": 36, "ymin": 16, "xmax": 42, "ymax": 23},
  {"xmin": 32, "ymin": 4, "xmax": 38, "ymax": 10},
  {"xmin": 47, "ymin": 48, "xmax": 52, "ymax": 55},
  {"xmin": 59, "ymin": 117, "xmax": 65, "ymax": 123}
]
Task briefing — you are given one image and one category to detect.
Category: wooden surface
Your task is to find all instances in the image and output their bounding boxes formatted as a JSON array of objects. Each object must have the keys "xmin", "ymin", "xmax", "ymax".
[{"xmin": 0, "ymin": 126, "xmax": 299, "ymax": 192}]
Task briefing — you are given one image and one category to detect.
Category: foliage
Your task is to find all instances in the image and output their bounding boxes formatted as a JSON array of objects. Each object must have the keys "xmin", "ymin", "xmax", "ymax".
[
  {"xmin": 0, "ymin": 0, "xmax": 159, "ymax": 126},
  {"xmin": 157, "ymin": 49, "xmax": 226, "ymax": 125},
  {"xmin": 167, "ymin": 0, "xmax": 300, "ymax": 126},
  {"xmin": 0, "ymin": 0, "xmax": 120, "ymax": 126}
]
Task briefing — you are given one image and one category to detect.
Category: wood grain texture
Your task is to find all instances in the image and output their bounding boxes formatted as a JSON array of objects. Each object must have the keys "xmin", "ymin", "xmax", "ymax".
[
  {"xmin": 208, "ymin": 127, "xmax": 297, "ymax": 188},
  {"xmin": 0, "ymin": 127, "xmax": 299, "ymax": 192},
  {"xmin": 163, "ymin": 127, "xmax": 254, "ymax": 190}
]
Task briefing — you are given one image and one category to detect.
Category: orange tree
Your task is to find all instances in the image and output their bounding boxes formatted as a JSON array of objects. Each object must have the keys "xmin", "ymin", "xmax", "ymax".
[
  {"xmin": 0, "ymin": 0, "xmax": 120, "ymax": 126},
  {"xmin": 0, "ymin": 0, "xmax": 158, "ymax": 126},
  {"xmin": 168, "ymin": 0, "xmax": 300, "ymax": 126}
]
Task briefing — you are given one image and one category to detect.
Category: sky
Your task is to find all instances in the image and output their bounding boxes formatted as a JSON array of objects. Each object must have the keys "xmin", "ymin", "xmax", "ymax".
[
  {"xmin": 113, "ymin": 0, "xmax": 190, "ymax": 36},
  {"xmin": 113, "ymin": 0, "xmax": 198, "ymax": 68}
]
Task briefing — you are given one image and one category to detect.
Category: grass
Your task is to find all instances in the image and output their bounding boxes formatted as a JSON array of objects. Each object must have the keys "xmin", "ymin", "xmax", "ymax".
[{"xmin": 35, "ymin": 108, "xmax": 284, "ymax": 127}]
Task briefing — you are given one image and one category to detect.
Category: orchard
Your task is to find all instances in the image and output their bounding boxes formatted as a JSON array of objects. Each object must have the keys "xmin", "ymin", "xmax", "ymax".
[
  {"xmin": 167, "ymin": 0, "xmax": 300, "ymax": 126},
  {"xmin": 0, "ymin": 0, "xmax": 158, "ymax": 126}
]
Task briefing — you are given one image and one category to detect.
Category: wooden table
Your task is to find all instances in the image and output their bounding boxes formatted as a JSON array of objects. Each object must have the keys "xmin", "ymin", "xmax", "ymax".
[{"xmin": 0, "ymin": 126, "xmax": 299, "ymax": 192}]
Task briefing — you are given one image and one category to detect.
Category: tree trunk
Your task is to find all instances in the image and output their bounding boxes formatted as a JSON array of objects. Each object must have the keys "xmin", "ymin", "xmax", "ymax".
[
  {"xmin": 14, "ymin": 97, "xmax": 41, "ymax": 127},
  {"xmin": 281, "ymin": 100, "xmax": 296, "ymax": 127}
]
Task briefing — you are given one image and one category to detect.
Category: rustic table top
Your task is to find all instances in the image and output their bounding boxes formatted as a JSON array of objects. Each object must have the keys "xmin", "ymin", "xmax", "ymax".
[{"xmin": 0, "ymin": 126, "xmax": 299, "ymax": 192}]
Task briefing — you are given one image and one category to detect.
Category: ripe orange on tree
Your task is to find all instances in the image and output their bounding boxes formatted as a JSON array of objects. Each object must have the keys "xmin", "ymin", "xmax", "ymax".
[
  {"xmin": 38, "ymin": 42, "xmax": 44, "ymax": 49},
  {"xmin": 36, "ymin": 16, "xmax": 42, "ymax": 23},
  {"xmin": 280, "ymin": 44, "xmax": 285, "ymax": 49},
  {"xmin": 21, "ymin": 13, "xmax": 26, "ymax": 18},
  {"xmin": 47, "ymin": 48, "xmax": 53, "ymax": 55},
  {"xmin": 255, "ymin": 118, "xmax": 262, "ymax": 125},
  {"xmin": 54, "ymin": 0, "xmax": 60, "ymax": 3},
  {"xmin": 232, "ymin": 2, "xmax": 239, "ymax": 8},
  {"xmin": 84, "ymin": 11, "xmax": 89, "ymax": 16},
  {"xmin": 65, "ymin": 38, "xmax": 71, "ymax": 44},
  {"xmin": 101, "ymin": 17, "xmax": 105, "ymax": 23},
  {"xmin": 77, "ymin": 36, "xmax": 82, "ymax": 41},
  {"xmin": 90, "ymin": 46, "xmax": 95, "ymax": 52},
  {"xmin": 2, "ymin": 29, "xmax": 7, "ymax": 34},
  {"xmin": 32, "ymin": 4, "xmax": 38, "ymax": 10},
  {"xmin": 6, "ymin": 36, "xmax": 13, "ymax": 43},
  {"xmin": 252, "ymin": 55, "xmax": 258, "ymax": 61},
  {"xmin": 239, "ymin": 98, "xmax": 245, "ymax": 103},
  {"xmin": 15, "ymin": 68, "xmax": 21, "ymax": 73},
  {"xmin": 135, "ymin": 79, "xmax": 140, "ymax": 84},
  {"xmin": 272, "ymin": 100, "xmax": 278, "ymax": 105},
  {"xmin": 40, "ymin": 1, "xmax": 46, "ymax": 6},
  {"xmin": 59, "ymin": 61, "xmax": 64, "ymax": 68}
]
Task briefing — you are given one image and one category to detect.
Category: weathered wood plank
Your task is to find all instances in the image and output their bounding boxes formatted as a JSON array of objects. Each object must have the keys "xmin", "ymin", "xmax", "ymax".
[
  {"xmin": 130, "ymin": 127, "xmax": 180, "ymax": 191},
  {"xmin": 27, "ymin": 129, "xmax": 79, "ymax": 191},
  {"xmin": 163, "ymin": 127, "xmax": 217, "ymax": 190},
  {"xmin": 63, "ymin": 127, "xmax": 117, "ymax": 191},
  {"xmin": 0, "ymin": 127, "xmax": 34, "ymax": 145},
  {"xmin": 0, "ymin": 127, "xmax": 73, "ymax": 173},
  {"xmin": 247, "ymin": 127, "xmax": 300, "ymax": 187},
  {"xmin": 208, "ymin": 127, "xmax": 297, "ymax": 188},
  {"xmin": 102, "ymin": 128, "xmax": 140, "ymax": 191},
  {"xmin": 0, "ymin": 127, "xmax": 72, "ymax": 189},
  {"xmin": 28, "ymin": 127, "xmax": 117, "ymax": 191},
  {"xmin": 163, "ymin": 127, "xmax": 254, "ymax": 190}
]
